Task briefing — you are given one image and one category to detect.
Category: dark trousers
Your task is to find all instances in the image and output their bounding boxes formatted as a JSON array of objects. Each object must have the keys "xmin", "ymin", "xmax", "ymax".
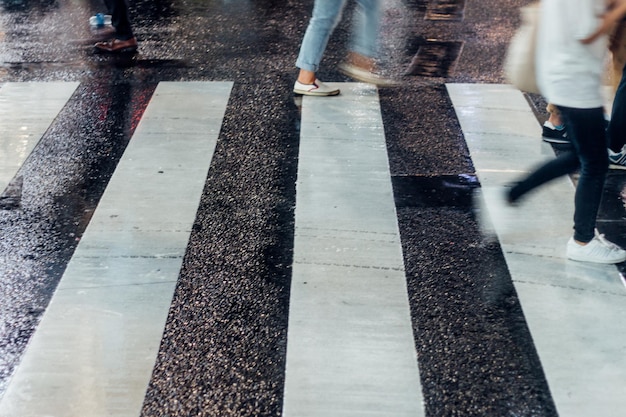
[
  {"xmin": 608, "ymin": 62, "xmax": 626, "ymax": 152},
  {"xmin": 510, "ymin": 106, "xmax": 608, "ymax": 243},
  {"xmin": 104, "ymin": 0, "xmax": 134, "ymax": 40}
]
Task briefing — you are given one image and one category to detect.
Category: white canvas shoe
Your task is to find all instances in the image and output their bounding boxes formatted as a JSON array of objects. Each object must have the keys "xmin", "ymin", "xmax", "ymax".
[{"xmin": 293, "ymin": 79, "xmax": 340, "ymax": 96}]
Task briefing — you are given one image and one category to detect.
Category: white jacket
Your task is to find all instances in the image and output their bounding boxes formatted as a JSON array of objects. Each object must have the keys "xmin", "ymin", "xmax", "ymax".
[{"xmin": 536, "ymin": 0, "xmax": 608, "ymax": 108}]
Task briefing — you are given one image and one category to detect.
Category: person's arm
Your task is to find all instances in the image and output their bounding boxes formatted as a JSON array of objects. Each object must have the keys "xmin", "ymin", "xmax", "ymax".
[{"xmin": 581, "ymin": 0, "xmax": 626, "ymax": 44}]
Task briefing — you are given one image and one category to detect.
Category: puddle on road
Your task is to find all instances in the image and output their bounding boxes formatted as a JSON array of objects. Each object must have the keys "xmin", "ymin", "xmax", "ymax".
[
  {"xmin": 404, "ymin": 0, "xmax": 467, "ymax": 77},
  {"xmin": 392, "ymin": 174, "xmax": 479, "ymax": 209},
  {"xmin": 406, "ymin": 40, "xmax": 464, "ymax": 77},
  {"xmin": 426, "ymin": 0, "xmax": 466, "ymax": 21}
]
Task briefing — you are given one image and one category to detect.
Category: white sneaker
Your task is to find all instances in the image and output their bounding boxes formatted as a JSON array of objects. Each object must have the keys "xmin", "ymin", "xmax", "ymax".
[
  {"xmin": 566, "ymin": 232, "xmax": 626, "ymax": 264},
  {"xmin": 293, "ymin": 79, "xmax": 340, "ymax": 96},
  {"xmin": 338, "ymin": 63, "xmax": 400, "ymax": 87}
]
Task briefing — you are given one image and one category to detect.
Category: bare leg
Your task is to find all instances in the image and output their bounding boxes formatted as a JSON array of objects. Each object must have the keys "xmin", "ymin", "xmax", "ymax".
[
  {"xmin": 297, "ymin": 69, "xmax": 316, "ymax": 84},
  {"xmin": 346, "ymin": 51, "xmax": 374, "ymax": 72}
]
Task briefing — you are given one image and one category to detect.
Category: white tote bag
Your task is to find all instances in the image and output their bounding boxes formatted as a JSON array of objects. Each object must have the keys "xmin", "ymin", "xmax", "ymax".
[{"xmin": 504, "ymin": 2, "xmax": 541, "ymax": 94}]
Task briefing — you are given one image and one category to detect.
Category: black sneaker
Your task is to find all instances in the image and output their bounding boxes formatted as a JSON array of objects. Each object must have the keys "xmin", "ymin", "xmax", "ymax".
[
  {"xmin": 542, "ymin": 122, "xmax": 568, "ymax": 144},
  {"xmin": 609, "ymin": 145, "xmax": 626, "ymax": 170}
]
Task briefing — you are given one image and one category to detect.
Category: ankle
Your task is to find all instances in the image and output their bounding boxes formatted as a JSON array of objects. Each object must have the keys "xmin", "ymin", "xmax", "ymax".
[
  {"xmin": 297, "ymin": 70, "xmax": 316, "ymax": 85},
  {"xmin": 346, "ymin": 51, "xmax": 374, "ymax": 71}
]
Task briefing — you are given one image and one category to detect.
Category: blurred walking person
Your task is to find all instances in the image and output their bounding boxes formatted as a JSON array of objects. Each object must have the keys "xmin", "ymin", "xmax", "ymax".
[
  {"xmin": 94, "ymin": 0, "xmax": 137, "ymax": 53},
  {"xmin": 607, "ymin": 16, "xmax": 626, "ymax": 166},
  {"xmin": 293, "ymin": 0, "xmax": 395, "ymax": 96},
  {"xmin": 508, "ymin": 0, "xmax": 626, "ymax": 264}
]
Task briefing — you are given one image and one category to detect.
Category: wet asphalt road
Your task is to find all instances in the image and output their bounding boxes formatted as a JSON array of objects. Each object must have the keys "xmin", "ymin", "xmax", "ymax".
[{"xmin": 4, "ymin": 0, "xmax": 623, "ymax": 415}]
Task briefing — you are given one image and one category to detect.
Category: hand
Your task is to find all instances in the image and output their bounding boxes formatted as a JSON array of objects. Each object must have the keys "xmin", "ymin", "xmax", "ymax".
[{"xmin": 581, "ymin": 0, "xmax": 626, "ymax": 44}]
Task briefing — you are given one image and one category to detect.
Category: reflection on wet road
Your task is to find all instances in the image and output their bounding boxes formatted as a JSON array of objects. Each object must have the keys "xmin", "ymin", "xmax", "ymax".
[{"xmin": 1, "ymin": 0, "xmax": 626, "ymax": 416}]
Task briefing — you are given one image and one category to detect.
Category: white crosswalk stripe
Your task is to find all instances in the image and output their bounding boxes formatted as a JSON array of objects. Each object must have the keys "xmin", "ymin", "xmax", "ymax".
[
  {"xmin": 2, "ymin": 81, "xmax": 625, "ymax": 416},
  {"xmin": 284, "ymin": 83, "xmax": 424, "ymax": 417},
  {"xmin": 0, "ymin": 81, "xmax": 233, "ymax": 417},
  {"xmin": 0, "ymin": 82, "xmax": 79, "ymax": 194},
  {"xmin": 447, "ymin": 83, "xmax": 626, "ymax": 417}
]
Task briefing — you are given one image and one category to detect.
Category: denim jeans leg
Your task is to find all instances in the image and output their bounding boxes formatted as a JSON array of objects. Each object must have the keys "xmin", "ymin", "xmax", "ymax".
[
  {"xmin": 349, "ymin": 0, "xmax": 381, "ymax": 58},
  {"xmin": 560, "ymin": 106, "xmax": 609, "ymax": 243},
  {"xmin": 296, "ymin": 0, "xmax": 348, "ymax": 72}
]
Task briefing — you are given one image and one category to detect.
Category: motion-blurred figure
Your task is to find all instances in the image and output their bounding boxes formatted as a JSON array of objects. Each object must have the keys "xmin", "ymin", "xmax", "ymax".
[
  {"xmin": 94, "ymin": 0, "xmax": 137, "ymax": 53},
  {"xmin": 508, "ymin": 0, "xmax": 626, "ymax": 264},
  {"xmin": 293, "ymin": 0, "xmax": 395, "ymax": 96}
]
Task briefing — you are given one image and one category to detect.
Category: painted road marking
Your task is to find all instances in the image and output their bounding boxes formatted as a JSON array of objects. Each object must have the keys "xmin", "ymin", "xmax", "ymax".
[
  {"xmin": 447, "ymin": 83, "xmax": 626, "ymax": 417},
  {"xmin": 0, "ymin": 82, "xmax": 79, "ymax": 194},
  {"xmin": 0, "ymin": 81, "xmax": 233, "ymax": 417},
  {"xmin": 283, "ymin": 83, "xmax": 424, "ymax": 417}
]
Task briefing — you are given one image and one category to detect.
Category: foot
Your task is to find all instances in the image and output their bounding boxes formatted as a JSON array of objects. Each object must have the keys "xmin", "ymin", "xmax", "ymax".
[
  {"xmin": 293, "ymin": 79, "xmax": 340, "ymax": 96},
  {"xmin": 566, "ymin": 231, "xmax": 626, "ymax": 264},
  {"xmin": 339, "ymin": 62, "xmax": 399, "ymax": 87},
  {"xmin": 94, "ymin": 37, "xmax": 138, "ymax": 53},
  {"xmin": 609, "ymin": 144, "xmax": 626, "ymax": 170},
  {"xmin": 504, "ymin": 182, "xmax": 522, "ymax": 205},
  {"xmin": 541, "ymin": 121, "xmax": 568, "ymax": 144}
]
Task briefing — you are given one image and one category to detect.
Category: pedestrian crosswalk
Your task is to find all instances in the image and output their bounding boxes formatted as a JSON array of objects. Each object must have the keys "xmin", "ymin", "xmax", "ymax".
[
  {"xmin": 0, "ymin": 82, "xmax": 79, "ymax": 194},
  {"xmin": 0, "ymin": 81, "xmax": 233, "ymax": 417},
  {"xmin": 448, "ymin": 83, "xmax": 626, "ymax": 417},
  {"xmin": 284, "ymin": 83, "xmax": 423, "ymax": 417},
  {"xmin": 0, "ymin": 81, "xmax": 625, "ymax": 416}
]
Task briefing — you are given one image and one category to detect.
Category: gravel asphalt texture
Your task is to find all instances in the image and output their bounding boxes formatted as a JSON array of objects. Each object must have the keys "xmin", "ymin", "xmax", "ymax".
[{"xmin": 3, "ymin": 0, "xmax": 616, "ymax": 415}]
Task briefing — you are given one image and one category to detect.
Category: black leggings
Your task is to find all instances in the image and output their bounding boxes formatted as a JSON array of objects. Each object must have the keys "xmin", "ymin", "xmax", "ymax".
[
  {"xmin": 104, "ymin": 0, "xmax": 134, "ymax": 40},
  {"xmin": 510, "ymin": 106, "xmax": 608, "ymax": 243}
]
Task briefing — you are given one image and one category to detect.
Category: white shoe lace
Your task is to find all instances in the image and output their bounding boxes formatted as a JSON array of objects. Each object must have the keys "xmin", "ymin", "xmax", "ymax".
[{"xmin": 594, "ymin": 230, "xmax": 624, "ymax": 252}]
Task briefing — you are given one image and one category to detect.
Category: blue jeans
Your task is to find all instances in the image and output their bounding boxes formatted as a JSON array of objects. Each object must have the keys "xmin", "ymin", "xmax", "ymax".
[
  {"xmin": 296, "ymin": 0, "xmax": 381, "ymax": 72},
  {"xmin": 510, "ymin": 106, "xmax": 608, "ymax": 243}
]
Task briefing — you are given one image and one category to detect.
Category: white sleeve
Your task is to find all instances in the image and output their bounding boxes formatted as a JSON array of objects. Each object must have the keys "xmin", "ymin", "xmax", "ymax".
[{"xmin": 568, "ymin": 0, "xmax": 605, "ymax": 40}]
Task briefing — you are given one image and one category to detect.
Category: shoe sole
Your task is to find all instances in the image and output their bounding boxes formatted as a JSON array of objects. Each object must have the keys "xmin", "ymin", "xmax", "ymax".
[
  {"xmin": 568, "ymin": 255, "xmax": 626, "ymax": 263},
  {"xmin": 338, "ymin": 64, "xmax": 400, "ymax": 87},
  {"xmin": 567, "ymin": 248, "xmax": 626, "ymax": 263},
  {"xmin": 541, "ymin": 137, "xmax": 569, "ymax": 144},
  {"xmin": 293, "ymin": 88, "xmax": 340, "ymax": 96},
  {"xmin": 94, "ymin": 45, "xmax": 138, "ymax": 54}
]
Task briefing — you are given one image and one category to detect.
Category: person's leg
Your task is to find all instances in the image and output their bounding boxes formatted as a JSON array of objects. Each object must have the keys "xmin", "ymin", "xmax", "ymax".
[
  {"xmin": 546, "ymin": 103, "xmax": 563, "ymax": 126},
  {"xmin": 511, "ymin": 105, "xmax": 623, "ymax": 262},
  {"xmin": 295, "ymin": 0, "xmax": 347, "ymax": 82},
  {"xmin": 542, "ymin": 103, "xmax": 569, "ymax": 144},
  {"xmin": 95, "ymin": 0, "xmax": 137, "ymax": 53},
  {"xmin": 104, "ymin": 0, "xmax": 134, "ymax": 40},
  {"xmin": 338, "ymin": 0, "xmax": 396, "ymax": 85},
  {"xmin": 348, "ymin": 0, "xmax": 381, "ymax": 65},
  {"xmin": 559, "ymin": 106, "xmax": 608, "ymax": 243},
  {"xmin": 508, "ymin": 150, "xmax": 579, "ymax": 203},
  {"xmin": 560, "ymin": 106, "xmax": 625, "ymax": 263},
  {"xmin": 608, "ymin": 62, "xmax": 626, "ymax": 152}
]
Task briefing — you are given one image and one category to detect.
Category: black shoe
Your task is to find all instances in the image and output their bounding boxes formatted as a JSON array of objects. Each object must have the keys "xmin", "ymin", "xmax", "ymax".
[
  {"xmin": 609, "ymin": 145, "xmax": 626, "ymax": 170},
  {"xmin": 504, "ymin": 182, "xmax": 521, "ymax": 206},
  {"xmin": 542, "ymin": 122, "xmax": 568, "ymax": 144}
]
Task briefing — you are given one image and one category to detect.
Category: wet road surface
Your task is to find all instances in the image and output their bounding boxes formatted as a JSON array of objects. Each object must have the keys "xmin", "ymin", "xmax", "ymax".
[{"xmin": 1, "ymin": 0, "xmax": 626, "ymax": 416}]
